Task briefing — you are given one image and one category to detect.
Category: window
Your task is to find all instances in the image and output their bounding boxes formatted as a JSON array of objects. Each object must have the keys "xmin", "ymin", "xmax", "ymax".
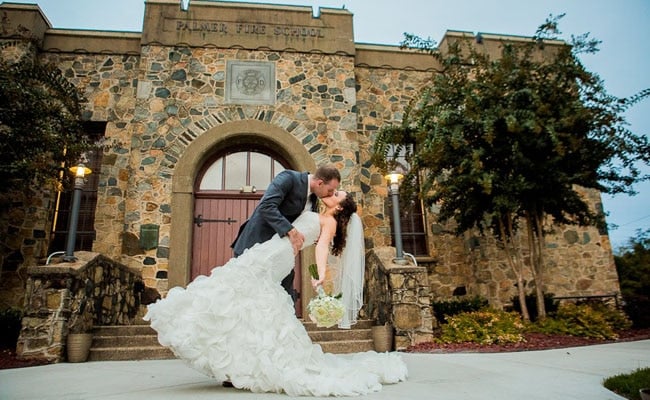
[
  {"xmin": 48, "ymin": 122, "xmax": 105, "ymax": 254},
  {"xmin": 385, "ymin": 144, "xmax": 428, "ymax": 256},
  {"xmin": 387, "ymin": 180, "xmax": 429, "ymax": 256},
  {"xmin": 198, "ymin": 150, "xmax": 285, "ymax": 191}
]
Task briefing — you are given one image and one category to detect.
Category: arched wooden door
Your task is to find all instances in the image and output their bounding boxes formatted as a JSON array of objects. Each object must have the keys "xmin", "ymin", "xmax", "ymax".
[{"xmin": 191, "ymin": 148, "xmax": 303, "ymax": 315}]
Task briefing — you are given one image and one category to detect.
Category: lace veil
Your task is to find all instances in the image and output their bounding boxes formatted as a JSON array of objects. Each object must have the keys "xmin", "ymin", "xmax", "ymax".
[{"xmin": 329, "ymin": 213, "xmax": 365, "ymax": 329}]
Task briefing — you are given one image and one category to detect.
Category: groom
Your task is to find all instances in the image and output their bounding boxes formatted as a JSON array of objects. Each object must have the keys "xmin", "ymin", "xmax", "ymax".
[{"xmin": 231, "ymin": 164, "xmax": 341, "ymax": 299}]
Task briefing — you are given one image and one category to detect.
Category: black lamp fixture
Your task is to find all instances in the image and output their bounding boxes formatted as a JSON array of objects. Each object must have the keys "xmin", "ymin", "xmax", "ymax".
[
  {"xmin": 63, "ymin": 162, "xmax": 91, "ymax": 262},
  {"xmin": 385, "ymin": 167, "xmax": 408, "ymax": 265}
]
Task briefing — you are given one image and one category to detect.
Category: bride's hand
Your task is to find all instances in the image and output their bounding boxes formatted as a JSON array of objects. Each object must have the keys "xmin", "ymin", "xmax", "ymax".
[{"xmin": 311, "ymin": 277, "xmax": 323, "ymax": 289}]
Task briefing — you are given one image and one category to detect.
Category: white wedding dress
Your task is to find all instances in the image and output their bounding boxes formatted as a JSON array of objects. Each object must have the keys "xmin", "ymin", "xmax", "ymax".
[{"xmin": 144, "ymin": 211, "xmax": 407, "ymax": 396}]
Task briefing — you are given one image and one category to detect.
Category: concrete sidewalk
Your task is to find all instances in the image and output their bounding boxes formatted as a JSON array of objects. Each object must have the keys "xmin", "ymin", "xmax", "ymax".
[{"xmin": 1, "ymin": 340, "xmax": 648, "ymax": 399}]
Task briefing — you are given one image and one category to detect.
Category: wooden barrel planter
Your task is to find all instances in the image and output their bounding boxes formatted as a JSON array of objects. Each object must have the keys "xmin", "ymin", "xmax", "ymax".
[
  {"xmin": 371, "ymin": 324, "xmax": 393, "ymax": 352},
  {"xmin": 66, "ymin": 333, "xmax": 93, "ymax": 363}
]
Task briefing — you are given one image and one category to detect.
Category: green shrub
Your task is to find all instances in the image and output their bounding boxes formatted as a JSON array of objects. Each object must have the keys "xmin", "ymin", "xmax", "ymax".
[
  {"xmin": 510, "ymin": 292, "xmax": 559, "ymax": 321},
  {"xmin": 603, "ymin": 367, "xmax": 650, "ymax": 400},
  {"xmin": 438, "ymin": 308, "xmax": 525, "ymax": 345},
  {"xmin": 621, "ymin": 294, "xmax": 650, "ymax": 328},
  {"xmin": 578, "ymin": 301, "xmax": 632, "ymax": 331},
  {"xmin": 0, "ymin": 307, "xmax": 23, "ymax": 349},
  {"xmin": 432, "ymin": 295, "xmax": 489, "ymax": 325},
  {"xmin": 529, "ymin": 303, "xmax": 618, "ymax": 339}
]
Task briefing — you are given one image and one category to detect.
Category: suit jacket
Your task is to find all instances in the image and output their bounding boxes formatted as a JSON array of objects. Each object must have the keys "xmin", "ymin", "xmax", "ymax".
[{"xmin": 231, "ymin": 170, "xmax": 309, "ymax": 256}]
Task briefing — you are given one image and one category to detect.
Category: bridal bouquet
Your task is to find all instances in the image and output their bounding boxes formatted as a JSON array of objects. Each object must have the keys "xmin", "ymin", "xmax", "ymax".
[{"xmin": 307, "ymin": 264, "xmax": 345, "ymax": 328}]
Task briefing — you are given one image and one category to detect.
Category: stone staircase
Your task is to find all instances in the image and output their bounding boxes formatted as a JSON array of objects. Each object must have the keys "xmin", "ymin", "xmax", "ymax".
[
  {"xmin": 88, "ymin": 319, "xmax": 375, "ymax": 361},
  {"xmin": 303, "ymin": 319, "xmax": 375, "ymax": 354},
  {"xmin": 89, "ymin": 324, "xmax": 174, "ymax": 361}
]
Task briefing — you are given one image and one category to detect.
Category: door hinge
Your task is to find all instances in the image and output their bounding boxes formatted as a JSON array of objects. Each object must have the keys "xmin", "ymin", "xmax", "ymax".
[{"xmin": 193, "ymin": 214, "xmax": 238, "ymax": 227}]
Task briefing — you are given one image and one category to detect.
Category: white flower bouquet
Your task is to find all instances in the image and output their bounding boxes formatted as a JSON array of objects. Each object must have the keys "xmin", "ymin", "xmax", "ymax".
[{"xmin": 307, "ymin": 264, "xmax": 345, "ymax": 328}]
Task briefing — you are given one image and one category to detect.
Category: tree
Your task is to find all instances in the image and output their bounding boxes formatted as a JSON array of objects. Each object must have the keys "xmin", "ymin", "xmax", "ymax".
[
  {"xmin": 0, "ymin": 55, "xmax": 90, "ymax": 200},
  {"xmin": 372, "ymin": 15, "xmax": 650, "ymax": 321},
  {"xmin": 614, "ymin": 229, "xmax": 650, "ymax": 328}
]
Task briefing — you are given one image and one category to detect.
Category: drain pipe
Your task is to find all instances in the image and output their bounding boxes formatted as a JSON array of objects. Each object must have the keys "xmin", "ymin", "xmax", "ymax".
[{"xmin": 46, "ymin": 251, "xmax": 65, "ymax": 265}]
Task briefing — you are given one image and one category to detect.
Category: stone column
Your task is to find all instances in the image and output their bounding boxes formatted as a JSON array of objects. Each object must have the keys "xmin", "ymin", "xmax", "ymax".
[{"xmin": 365, "ymin": 246, "xmax": 435, "ymax": 350}]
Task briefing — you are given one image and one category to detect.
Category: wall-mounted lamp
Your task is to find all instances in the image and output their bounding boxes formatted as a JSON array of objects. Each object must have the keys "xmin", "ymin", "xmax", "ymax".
[
  {"xmin": 385, "ymin": 168, "xmax": 408, "ymax": 265},
  {"xmin": 63, "ymin": 163, "xmax": 92, "ymax": 262}
]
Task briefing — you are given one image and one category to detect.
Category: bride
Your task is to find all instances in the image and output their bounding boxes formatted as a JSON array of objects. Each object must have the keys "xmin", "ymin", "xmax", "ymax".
[{"xmin": 144, "ymin": 190, "xmax": 408, "ymax": 396}]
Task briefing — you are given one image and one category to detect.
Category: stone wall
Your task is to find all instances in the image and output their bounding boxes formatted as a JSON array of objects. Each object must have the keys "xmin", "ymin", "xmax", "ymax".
[
  {"xmin": 0, "ymin": 39, "xmax": 60, "ymax": 309},
  {"xmin": 115, "ymin": 44, "xmax": 360, "ymax": 291},
  {"xmin": 0, "ymin": 187, "xmax": 57, "ymax": 309},
  {"xmin": 38, "ymin": 51, "xmax": 141, "ymax": 265},
  {"xmin": 354, "ymin": 62, "xmax": 435, "ymax": 251},
  {"xmin": 425, "ymin": 187, "xmax": 620, "ymax": 308},
  {"xmin": 16, "ymin": 252, "xmax": 142, "ymax": 362}
]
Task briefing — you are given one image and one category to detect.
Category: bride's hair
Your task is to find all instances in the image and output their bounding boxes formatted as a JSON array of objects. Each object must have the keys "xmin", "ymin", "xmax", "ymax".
[{"xmin": 331, "ymin": 196, "xmax": 358, "ymax": 256}]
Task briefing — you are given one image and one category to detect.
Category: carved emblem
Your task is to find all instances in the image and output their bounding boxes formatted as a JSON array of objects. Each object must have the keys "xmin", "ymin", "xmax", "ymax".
[
  {"xmin": 226, "ymin": 61, "xmax": 275, "ymax": 105},
  {"xmin": 236, "ymin": 69, "xmax": 265, "ymax": 96}
]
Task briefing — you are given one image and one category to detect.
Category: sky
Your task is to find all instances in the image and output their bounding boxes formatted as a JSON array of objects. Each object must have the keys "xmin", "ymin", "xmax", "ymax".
[{"xmin": 9, "ymin": 0, "xmax": 649, "ymax": 251}]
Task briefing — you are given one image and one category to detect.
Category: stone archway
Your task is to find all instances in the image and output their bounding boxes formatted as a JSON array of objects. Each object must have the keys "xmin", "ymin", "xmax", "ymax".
[{"xmin": 168, "ymin": 119, "xmax": 317, "ymax": 313}]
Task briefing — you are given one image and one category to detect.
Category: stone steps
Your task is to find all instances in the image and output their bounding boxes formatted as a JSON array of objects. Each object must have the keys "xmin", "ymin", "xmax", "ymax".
[
  {"xmin": 87, "ymin": 320, "xmax": 376, "ymax": 361},
  {"xmin": 304, "ymin": 319, "xmax": 375, "ymax": 354},
  {"xmin": 89, "ymin": 325, "xmax": 175, "ymax": 361}
]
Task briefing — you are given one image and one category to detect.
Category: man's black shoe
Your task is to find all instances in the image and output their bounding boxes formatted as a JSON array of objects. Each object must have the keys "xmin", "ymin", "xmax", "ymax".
[{"xmin": 222, "ymin": 381, "xmax": 234, "ymax": 388}]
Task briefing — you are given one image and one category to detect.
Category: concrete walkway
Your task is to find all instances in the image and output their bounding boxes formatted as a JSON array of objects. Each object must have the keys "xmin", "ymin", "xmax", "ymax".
[{"xmin": 1, "ymin": 340, "xmax": 648, "ymax": 399}]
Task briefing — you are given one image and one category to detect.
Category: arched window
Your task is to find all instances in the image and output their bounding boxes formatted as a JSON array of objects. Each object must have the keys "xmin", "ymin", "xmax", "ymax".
[{"xmin": 198, "ymin": 150, "xmax": 285, "ymax": 192}]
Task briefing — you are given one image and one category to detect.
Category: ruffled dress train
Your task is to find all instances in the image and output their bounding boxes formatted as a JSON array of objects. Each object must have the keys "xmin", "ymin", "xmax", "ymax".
[{"xmin": 144, "ymin": 212, "xmax": 407, "ymax": 396}]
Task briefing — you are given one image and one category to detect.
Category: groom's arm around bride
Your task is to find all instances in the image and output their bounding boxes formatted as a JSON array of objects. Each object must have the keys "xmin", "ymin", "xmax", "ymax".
[{"xmin": 231, "ymin": 165, "xmax": 341, "ymax": 299}]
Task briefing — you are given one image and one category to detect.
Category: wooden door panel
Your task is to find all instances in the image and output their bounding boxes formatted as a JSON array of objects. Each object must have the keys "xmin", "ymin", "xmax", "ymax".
[
  {"xmin": 191, "ymin": 197, "xmax": 252, "ymax": 279},
  {"xmin": 191, "ymin": 195, "xmax": 302, "ymax": 315}
]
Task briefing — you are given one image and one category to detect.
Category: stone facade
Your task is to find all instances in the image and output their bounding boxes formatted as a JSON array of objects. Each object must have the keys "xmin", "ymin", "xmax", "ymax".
[
  {"xmin": 0, "ymin": 0, "xmax": 621, "ymax": 336},
  {"xmin": 423, "ymin": 186, "xmax": 618, "ymax": 308},
  {"xmin": 0, "ymin": 185, "xmax": 57, "ymax": 309}
]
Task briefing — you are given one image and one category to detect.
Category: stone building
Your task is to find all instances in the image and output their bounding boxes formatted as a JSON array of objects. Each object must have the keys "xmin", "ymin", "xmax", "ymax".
[{"xmin": 1, "ymin": 0, "xmax": 620, "ymax": 321}]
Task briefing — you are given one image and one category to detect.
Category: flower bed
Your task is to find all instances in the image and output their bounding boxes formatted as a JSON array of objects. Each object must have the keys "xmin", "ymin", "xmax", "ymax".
[{"xmin": 404, "ymin": 328, "xmax": 650, "ymax": 353}]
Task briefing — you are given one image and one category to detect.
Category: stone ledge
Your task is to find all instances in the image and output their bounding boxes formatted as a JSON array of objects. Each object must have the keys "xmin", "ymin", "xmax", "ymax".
[{"xmin": 27, "ymin": 251, "xmax": 139, "ymax": 276}]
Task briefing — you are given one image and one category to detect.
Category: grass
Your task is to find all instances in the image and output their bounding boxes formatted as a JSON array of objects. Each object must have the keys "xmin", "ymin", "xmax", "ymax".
[{"xmin": 603, "ymin": 367, "xmax": 650, "ymax": 400}]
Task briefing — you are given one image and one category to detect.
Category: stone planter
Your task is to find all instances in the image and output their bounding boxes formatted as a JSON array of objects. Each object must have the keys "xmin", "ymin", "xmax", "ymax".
[
  {"xmin": 66, "ymin": 333, "xmax": 93, "ymax": 363},
  {"xmin": 372, "ymin": 324, "xmax": 393, "ymax": 352}
]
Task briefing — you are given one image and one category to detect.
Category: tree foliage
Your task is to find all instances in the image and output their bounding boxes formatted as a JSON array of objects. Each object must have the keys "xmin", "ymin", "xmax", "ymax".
[
  {"xmin": 372, "ymin": 15, "xmax": 650, "ymax": 320},
  {"xmin": 0, "ymin": 56, "xmax": 90, "ymax": 196},
  {"xmin": 614, "ymin": 229, "xmax": 650, "ymax": 328}
]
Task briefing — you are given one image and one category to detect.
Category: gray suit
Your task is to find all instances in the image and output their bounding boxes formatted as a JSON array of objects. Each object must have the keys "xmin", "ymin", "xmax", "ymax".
[{"xmin": 231, "ymin": 170, "xmax": 312, "ymax": 299}]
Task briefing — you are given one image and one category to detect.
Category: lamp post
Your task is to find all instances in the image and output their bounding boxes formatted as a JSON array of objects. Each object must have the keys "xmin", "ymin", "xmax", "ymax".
[
  {"xmin": 63, "ymin": 163, "xmax": 91, "ymax": 262},
  {"xmin": 386, "ymin": 169, "xmax": 408, "ymax": 265}
]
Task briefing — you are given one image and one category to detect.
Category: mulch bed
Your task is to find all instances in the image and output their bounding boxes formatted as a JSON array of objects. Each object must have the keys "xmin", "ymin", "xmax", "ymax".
[
  {"xmin": 0, "ymin": 348, "xmax": 53, "ymax": 370},
  {"xmin": 404, "ymin": 328, "xmax": 650, "ymax": 353}
]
